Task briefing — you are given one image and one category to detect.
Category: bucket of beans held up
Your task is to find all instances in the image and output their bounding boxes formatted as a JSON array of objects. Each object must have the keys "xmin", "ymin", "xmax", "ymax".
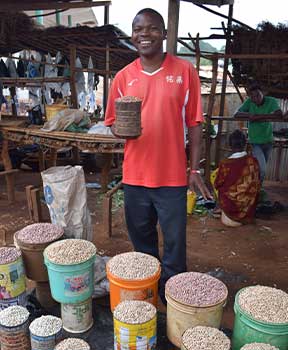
[{"xmin": 115, "ymin": 96, "xmax": 142, "ymax": 138}]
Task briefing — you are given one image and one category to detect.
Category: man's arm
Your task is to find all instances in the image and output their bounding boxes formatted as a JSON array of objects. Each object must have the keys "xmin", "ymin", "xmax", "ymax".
[
  {"xmin": 188, "ymin": 124, "xmax": 212, "ymax": 199},
  {"xmin": 249, "ymin": 109, "xmax": 283, "ymax": 121}
]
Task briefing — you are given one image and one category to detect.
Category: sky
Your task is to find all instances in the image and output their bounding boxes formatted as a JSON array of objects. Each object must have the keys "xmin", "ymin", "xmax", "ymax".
[{"xmin": 93, "ymin": 0, "xmax": 288, "ymax": 49}]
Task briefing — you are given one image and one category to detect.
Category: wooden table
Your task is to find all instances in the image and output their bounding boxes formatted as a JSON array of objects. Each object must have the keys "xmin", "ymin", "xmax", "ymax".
[{"xmin": 0, "ymin": 124, "xmax": 125, "ymax": 202}]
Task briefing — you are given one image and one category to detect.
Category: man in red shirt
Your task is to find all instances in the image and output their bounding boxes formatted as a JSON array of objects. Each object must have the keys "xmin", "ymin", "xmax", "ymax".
[{"xmin": 105, "ymin": 8, "xmax": 211, "ymax": 304}]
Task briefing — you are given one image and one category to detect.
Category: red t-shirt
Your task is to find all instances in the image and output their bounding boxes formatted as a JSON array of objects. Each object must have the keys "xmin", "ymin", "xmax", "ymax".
[{"xmin": 105, "ymin": 53, "xmax": 203, "ymax": 187}]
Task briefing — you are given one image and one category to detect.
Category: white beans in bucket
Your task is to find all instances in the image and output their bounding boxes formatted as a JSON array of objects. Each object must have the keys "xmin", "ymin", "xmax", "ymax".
[
  {"xmin": 55, "ymin": 338, "xmax": 90, "ymax": 350},
  {"xmin": 113, "ymin": 300, "xmax": 157, "ymax": 350},
  {"xmin": 238, "ymin": 285, "xmax": 288, "ymax": 324},
  {"xmin": 240, "ymin": 343, "xmax": 279, "ymax": 350},
  {"xmin": 29, "ymin": 315, "xmax": 62, "ymax": 350},
  {"xmin": 181, "ymin": 326, "xmax": 230, "ymax": 350},
  {"xmin": 165, "ymin": 272, "xmax": 228, "ymax": 347},
  {"xmin": 0, "ymin": 306, "xmax": 30, "ymax": 350},
  {"xmin": 240, "ymin": 344, "xmax": 280, "ymax": 350}
]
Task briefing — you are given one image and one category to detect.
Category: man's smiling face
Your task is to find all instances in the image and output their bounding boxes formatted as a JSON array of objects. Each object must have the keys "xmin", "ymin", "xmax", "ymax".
[{"xmin": 131, "ymin": 12, "xmax": 166, "ymax": 58}]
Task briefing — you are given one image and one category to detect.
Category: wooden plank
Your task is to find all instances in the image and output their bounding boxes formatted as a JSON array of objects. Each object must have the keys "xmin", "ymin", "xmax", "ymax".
[
  {"xmin": 0, "ymin": 169, "xmax": 19, "ymax": 176},
  {"xmin": 69, "ymin": 46, "xmax": 78, "ymax": 109},
  {"xmin": 1, "ymin": 139, "xmax": 15, "ymax": 203},
  {"xmin": 31, "ymin": 188, "xmax": 42, "ymax": 222},
  {"xmin": 26, "ymin": 185, "xmax": 34, "ymax": 221},
  {"xmin": 100, "ymin": 153, "xmax": 113, "ymax": 192},
  {"xmin": 102, "ymin": 196, "xmax": 112, "ymax": 238},
  {"xmin": 167, "ymin": 0, "xmax": 180, "ymax": 55},
  {"xmin": 3, "ymin": 1, "xmax": 111, "ymax": 11}
]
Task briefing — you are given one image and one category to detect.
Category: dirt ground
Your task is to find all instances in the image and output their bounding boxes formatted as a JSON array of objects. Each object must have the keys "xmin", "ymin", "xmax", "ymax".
[{"xmin": 1, "ymin": 168, "xmax": 288, "ymax": 332}]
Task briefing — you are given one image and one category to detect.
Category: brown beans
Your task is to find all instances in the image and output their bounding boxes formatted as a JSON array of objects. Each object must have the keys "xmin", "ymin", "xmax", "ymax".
[
  {"xmin": 16, "ymin": 223, "xmax": 63, "ymax": 244},
  {"xmin": 115, "ymin": 96, "xmax": 142, "ymax": 102},
  {"xmin": 166, "ymin": 272, "xmax": 228, "ymax": 306},
  {"xmin": 0, "ymin": 247, "xmax": 21, "ymax": 264}
]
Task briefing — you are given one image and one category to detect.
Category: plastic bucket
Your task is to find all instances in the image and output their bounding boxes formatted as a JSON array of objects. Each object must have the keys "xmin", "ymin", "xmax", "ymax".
[
  {"xmin": 46, "ymin": 104, "xmax": 68, "ymax": 121},
  {"xmin": 44, "ymin": 253, "xmax": 96, "ymax": 304},
  {"xmin": 106, "ymin": 266, "xmax": 161, "ymax": 312},
  {"xmin": 14, "ymin": 233, "xmax": 62, "ymax": 282},
  {"xmin": 166, "ymin": 291, "xmax": 227, "ymax": 348},
  {"xmin": 0, "ymin": 256, "xmax": 26, "ymax": 300},
  {"xmin": 0, "ymin": 292, "xmax": 27, "ymax": 311},
  {"xmin": 0, "ymin": 319, "xmax": 30, "ymax": 350},
  {"xmin": 232, "ymin": 289, "xmax": 288, "ymax": 350},
  {"xmin": 61, "ymin": 297, "xmax": 93, "ymax": 333},
  {"xmin": 30, "ymin": 328, "xmax": 62, "ymax": 350},
  {"xmin": 114, "ymin": 313, "xmax": 157, "ymax": 349}
]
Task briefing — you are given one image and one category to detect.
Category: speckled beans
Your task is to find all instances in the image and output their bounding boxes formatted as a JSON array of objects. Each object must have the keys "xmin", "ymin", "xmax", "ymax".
[
  {"xmin": 55, "ymin": 338, "xmax": 90, "ymax": 350},
  {"xmin": 240, "ymin": 343, "xmax": 280, "ymax": 350},
  {"xmin": 181, "ymin": 326, "xmax": 230, "ymax": 350},
  {"xmin": 0, "ymin": 306, "xmax": 30, "ymax": 350},
  {"xmin": 238, "ymin": 285, "xmax": 288, "ymax": 324}
]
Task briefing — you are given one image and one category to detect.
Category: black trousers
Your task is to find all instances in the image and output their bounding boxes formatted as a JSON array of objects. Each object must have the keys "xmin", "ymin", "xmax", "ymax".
[{"xmin": 123, "ymin": 184, "xmax": 187, "ymax": 287}]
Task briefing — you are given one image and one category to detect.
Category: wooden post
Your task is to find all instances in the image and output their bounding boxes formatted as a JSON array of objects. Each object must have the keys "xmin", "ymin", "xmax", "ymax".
[
  {"xmin": 100, "ymin": 153, "xmax": 113, "ymax": 192},
  {"xmin": 102, "ymin": 180, "xmax": 122, "ymax": 237},
  {"xmin": 103, "ymin": 4, "xmax": 110, "ymax": 112},
  {"xmin": 72, "ymin": 146, "xmax": 80, "ymax": 164},
  {"xmin": 167, "ymin": 0, "xmax": 180, "ymax": 54},
  {"xmin": 1, "ymin": 139, "xmax": 15, "ymax": 203},
  {"xmin": 49, "ymin": 148, "xmax": 57, "ymax": 168},
  {"xmin": 215, "ymin": 4, "xmax": 233, "ymax": 166},
  {"xmin": 26, "ymin": 185, "xmax": 42, "ymax": 222},
  {"xmin": 69, "ymin": 46, "xmax": 78, "ymax": 108},
  {"xmin": 205, "ymin": 56, "xmax": 218, "ymax": 183},
  {"xmin": 9, "ymin": 87, "xmax": 17, "ymax": 116}
]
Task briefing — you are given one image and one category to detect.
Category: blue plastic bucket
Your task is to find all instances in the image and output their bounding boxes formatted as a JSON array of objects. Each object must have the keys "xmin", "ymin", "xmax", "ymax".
[
  {"xmin": 30, "ymin": 328, "xmax": 62, "ymax": 350},
  {"xmin": 44, "ymin": 253, "xmax": 95, "ymax": 304},
  {"xmin": 232, "ymin": 288, "xmax": 288, "ymax": 350}
]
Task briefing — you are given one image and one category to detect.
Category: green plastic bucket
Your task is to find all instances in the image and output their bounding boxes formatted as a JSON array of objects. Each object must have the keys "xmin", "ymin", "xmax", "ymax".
[
  {"xmin": 232, "ymin": 288, "xmax": 288, "ymax": 350},
  {"xmin": 44, "ymin": 253, "xmax": 95, "ymax": 304}
]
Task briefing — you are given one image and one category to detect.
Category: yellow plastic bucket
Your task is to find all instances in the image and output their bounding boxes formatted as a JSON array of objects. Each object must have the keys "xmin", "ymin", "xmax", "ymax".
[
  {"xmin": 46, "ymin": 104, "xmax": 68, "ymax": 121},
  {"xmin": 0, "ymin": 251, "xmax": 25, "ymax": 300},
  {"xmin": 166, "ymin": 291, "xmax": 227, "ymax": 348},
  {"xmin": 187, "ymin": 190, "xmax": 197, "ymax": 214},
  {"xmin": 113, "ymin": 301, "xmax": 157, "ymax": 350}
]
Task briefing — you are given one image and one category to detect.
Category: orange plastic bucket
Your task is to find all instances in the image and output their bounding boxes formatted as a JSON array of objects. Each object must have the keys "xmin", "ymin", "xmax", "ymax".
[{"xmin": 106, "ymin": 266, "xmax": 161, "ymax": 312}]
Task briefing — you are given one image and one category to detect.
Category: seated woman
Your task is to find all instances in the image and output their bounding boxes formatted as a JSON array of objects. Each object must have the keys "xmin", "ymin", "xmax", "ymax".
[{"xmin": 214, "ymin": 129, "xmax": 261, "ymax": 227}]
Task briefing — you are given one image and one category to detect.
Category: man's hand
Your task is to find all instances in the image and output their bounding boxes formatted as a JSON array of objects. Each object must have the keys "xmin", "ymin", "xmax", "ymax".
[{"xmin": 189, "ymin": 172, "xmax": 213, "ymax": 200}]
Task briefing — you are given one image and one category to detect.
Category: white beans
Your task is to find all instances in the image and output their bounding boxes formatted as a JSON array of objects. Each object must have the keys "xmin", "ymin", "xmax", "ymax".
[
  {"xmin": 0, "ymin": 247, "xmax": 21, "ymax": 264},
  {"xmin": 240, "ymin": 344, "xmax": 279, "ymax": 350},
  {"xmin": 107, "ymin": 252, "xmax": 160, "ymax": 280},
  {"xmin": 16, "ymin": 223, "xmax": 63, "ymax": 244},
  {"xmin": 29, "ymin": 315, "xmax": 62, "ymax": 337},
  {"xmin": 0, "ymin": 306, "xmax": 29, "ymax": 327},
  {"xmin": 44, "ymin": 239, "xmax": 96, "ymax": 265},
  {"xmin": 182, "ymin": 326, "xmax": 230, "ymax": 350},
  {"xmin": 114, "ymin": 300, "xmax": 156, "ymax": 324},
  {"xmin": 55, "ymin": 338, "xmax": 90, "ymax": 350},
  {"xmin": 166, "ymin": 272, "xmax": 228, "ymax": 306},
  {"xmin": 238, "ymin": 285, "xmax": 288, "ymax": 324}
]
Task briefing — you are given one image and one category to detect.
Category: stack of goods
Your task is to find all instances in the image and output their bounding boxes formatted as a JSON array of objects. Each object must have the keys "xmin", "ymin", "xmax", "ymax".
[
  {"xmin": 165, "ymin": 271, "xmax": 228, "ymax": 347},
  {"xmin": 0, "ymin": 305, "xmax": 30, "ymax": 350},
  {"xmin": 0, "ymin": 247, "xmax": 26, "ymax": 310},
  {"xmin": 115, "ymin": 96, "xmax": 142, "ymax": 137},
  {"xmin": 55, "ymin": 338, "xmax": 90, "ymax": 350},
  {"xmin": 29, "ymin": 315, "xmax": 62, "ymax": 350},
  {"xmin": 106, "ymin": 252, "xmax": 161, "ymax": 311},
  {"xmin": 14, "ymin": 223, "xmax": 64, "ymax": 308},
  {"xmin": 181, "ymin": 326, "xmax": 230, "ymax": 350},
  {"xmin": 240, "ymin": 344, "xmax": 279, "ymax": 350},
  {"xmin": 44, "ymin": 239, "xmax": 96, "ymax": 333},
  {"xmin": 233, "ymin": 285, "xmax": 288, "ymax": 350},
  {"xmin": 113, "ymin": 300, "xmax": 157, "ymax": 350}
]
